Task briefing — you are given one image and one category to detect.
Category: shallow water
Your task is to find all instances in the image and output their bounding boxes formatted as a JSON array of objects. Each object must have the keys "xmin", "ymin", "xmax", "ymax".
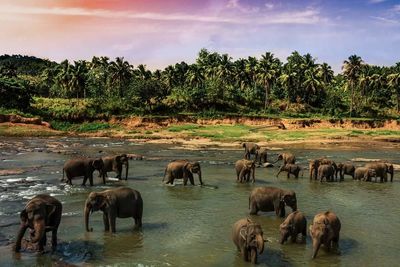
[{"xmin": 0, "ymin": 137, "xmax": 399, "ymax": 267}]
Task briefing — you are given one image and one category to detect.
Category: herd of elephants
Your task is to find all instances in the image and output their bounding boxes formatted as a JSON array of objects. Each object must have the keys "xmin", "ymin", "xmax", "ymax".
[{"xmin": 13, "ymin": 142, "xmax": 395, "ymax": 265}]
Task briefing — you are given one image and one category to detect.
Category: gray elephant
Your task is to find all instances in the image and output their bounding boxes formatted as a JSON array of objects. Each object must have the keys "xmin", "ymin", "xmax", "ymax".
[
  {"xmin": 365, "ymin": 162, "xmax": 394, "ymax": 182},
  {"xmin": 256, "ymin": 147, "xmax": 268, "ymax": 165},
  {"xmin": 242, "ymin": 142, "xmax": 260, "ymax": 160},
  {"xmin": 319, "ymin": 158, "xmax": 338, "ymax": 180},
  {"xmin": 309, "ymin": 159, "xmax": 321, "ymax": 180},
  {"xmin": 84, "ymin": 187, "xmax": 143, "ymax": 233},
  {"xmin": 249, "ymin": 186, "xmax": 297, "ymax": 217},
  {"xmin": 318, "ymin": 164, "xmax": 335, "ymax": 182},
  {"xmin": 279, "ymin": 211, "xmax": 307, "ymax": 244},
  {"xmin": 273, "ymin": 152, "xmax": 296, "ymax": 165},
  {"xmin": 101, "ymin": 154, "xmax": 129, "ymax": 180},
  {"xmin": 337, "ymin": 163, "xmax": 355, "ymax": 180},
  {"xmin": 63, "ymin": 157, "xmax": 105, "ymax": 186},
  {"xmin": 163, "ymin": 159, "xmax": 203, "ymax": 186},
  {"xmin": 354, "ymin": 167, "xmax": 377, "ymax": 182},
  {"xmin": 309, "ymin": 211, "xmax": 341, "ymax": 259},
  {"xmin": 232, "ymin": 218, "xmax": 265, "ymax": 264},
  {"xmin": 15, "ymin": 194, "xmax": 62, "ymax": 253},
  {"xmin": 235, "ymin": 159, "xmax": 256, "ymax": 183},
  {"xmin": 276, "ymin": 164, "xmax": 302, "ymax": 179}
]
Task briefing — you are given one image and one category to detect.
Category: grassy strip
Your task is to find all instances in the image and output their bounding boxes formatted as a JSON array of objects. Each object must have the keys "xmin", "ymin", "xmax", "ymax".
[{"xmin": 50, "ymin": 121, "xmax": 114, "ymax": 132}]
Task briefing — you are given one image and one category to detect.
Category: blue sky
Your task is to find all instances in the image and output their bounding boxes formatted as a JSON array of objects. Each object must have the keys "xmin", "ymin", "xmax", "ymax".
[{"xmin": 0, "ymin": 0, "xmax": 399, "ymax": 72}]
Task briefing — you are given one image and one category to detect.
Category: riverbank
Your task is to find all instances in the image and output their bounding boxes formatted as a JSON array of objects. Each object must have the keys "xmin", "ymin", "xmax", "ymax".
[{"xmin": 1, "ymin": 115, "xmax": 400, "ymax": 148}]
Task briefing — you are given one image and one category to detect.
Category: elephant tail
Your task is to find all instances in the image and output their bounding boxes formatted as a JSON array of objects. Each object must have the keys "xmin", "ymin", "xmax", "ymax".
[
  {"xmin": 60, "ymin": 168, "xmax": 65, "ymax": 182},
  {"xmin": 162, "ymin": 167, "xmax": 167, "ymax": 182}
]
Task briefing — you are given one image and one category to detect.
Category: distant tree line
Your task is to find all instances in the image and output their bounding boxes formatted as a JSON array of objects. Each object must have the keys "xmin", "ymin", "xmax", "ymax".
[{"xmin": 0, "ymin": 50, "xmax": 399, "ymax": 117}]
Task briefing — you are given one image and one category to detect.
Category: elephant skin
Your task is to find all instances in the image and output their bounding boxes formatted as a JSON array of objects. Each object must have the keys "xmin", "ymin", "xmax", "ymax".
[
  {"xmin": 15, "ymin": 194, "xmax": 62, "ymax": 252},
  {"xmin": 242, "ymin": 142, "xmax": 260, "ymax": 160},
  {"xmin": 276, "ymin": 164, "xmax": 301, "ymax": 179},
  {"xmin": 337, "ymin": 163, "xmax": 355, "ymax": 180},
  {"xmin": 309, "ymin": 211, "xmax": 341, "ymax": 259},
  {"xmin": 279, "ymin": 211, "xmax": 307, "ymax": 244},
  {"xmin": 365, "ymin": 162, "xmax": 394, "ymax": 182},
  {"xmin": 235, "ymin": 159, "xmax": 256, "ymax": 183},
  {"xmin": 163, "ymin": 159, "xmax": 203, "ymax": 186},
  {"xmin": 319, "ymin": 159, "xmax": 338, "ymax": 180},
  {"xmin": 256, "ymin": 147, "xmax": 268, "ymax": 165},
  {"xmin": 274, "ymin": 153, "xmax": 296, "ymax": 165},
  {"xmin": 232, "ymin": 218, "xmax": 265, "ymax": 264},
  {"xmin": 84, "ymin": 187, "xmax": 143, "ymax": 233},
  {"xmin": 354, "ymin": 167, "xmax": 377, "ymax": 182},
  {"xmin": 63, "ymin": 157, "xmax": 105, "ymax": 186},
  {"xmin": 249, "ymin": 186, "xmax": 297, "ymax": 217},
  {"xmin": 309, "ymin": 159, "xmax": 321, "ymax": 180},
  {"xmin": 318, "ymin": 165, "xmax": 335, "ymax": 182},
  {"xmin": 101, "ymin": 154, "xmax": 129, "ymax": 180}
]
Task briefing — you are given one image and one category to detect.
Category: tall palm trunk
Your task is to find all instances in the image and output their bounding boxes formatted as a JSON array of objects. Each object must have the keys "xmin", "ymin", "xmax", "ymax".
[{"xmin": 264, "ymin": 82, "xmax": 269, "ymax": 110}]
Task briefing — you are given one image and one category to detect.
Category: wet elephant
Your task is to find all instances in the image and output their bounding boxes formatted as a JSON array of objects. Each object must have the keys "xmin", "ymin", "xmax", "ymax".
[
  {"xmin": 318, "ymin": 164, "xmax": 335, "ymax": 182},
  {"xmin": 163, "ymin": 159, "xmax": 203, "ymax": 186},
  {"xmin": 232, "ymin": 218, "xmax": 265, "ymax": 264},
  {"xmin": 235, "ymin": 159, "xmax": 256, "ymax": 183},
  {"xmin": 256, "ymin": 147, "xmax": 268, "ymax": 165},
  {"xmin": 337, "ymin": 163, "xmax": 355, "ymax": 180},
  {"xmin": 273, "ymin": 152, "xmax": 296, "ymax": 165},
  {"xmin": 279, "ymin": 211, "xmax": 307, "ymax": 244},
  {"xmin": 15, "ymin": 194, "xmax": 62, "ymax": 253},
  {"xmin": 276, "ymin": 164, "xmax": 302, "ymax": 179},
  {"xmin": 84, "ymin": 187, "xmax": 143, "ymax": 233},
  {"xmin": 101, "ymin": 154, "xmax": 129, "ymax": 180},
  {"xmin": 309, "ymin": 211, "xmax": 341, "ymax": 259},
  {"xmin": 309, "ymin": 159, "xmax": 321, "ymax": 180},
  {"xmin": 249, "ymin": 186, "xmax": 297, "ymax": 217},
  {"xmin": 354, "ymin": 167, "xmax": 377, "ymax": 182},
  {"xmin": 242, "ymin": 142, "xmax": 260, "ymax": 160},
  {"xmin": 320, "ymin": 159, "xmax": 338, "ymax": 180},
  {"xmin": 63, "ymin": 157, "xmax": 105, "ymax": 186},
  {"xmin": 365, "ymin": 162, "xmax": 394, "ymax": 182}
]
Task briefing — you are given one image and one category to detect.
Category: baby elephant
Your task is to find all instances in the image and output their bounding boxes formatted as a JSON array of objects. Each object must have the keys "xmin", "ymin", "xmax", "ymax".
[
  {"xmin": 15, "ymin": 194, "xmax": 62, "ymax": 253},
  {"xmin": 279, "ymin": 211, "xmax": 307, "ymax": 244},
  {"xmin": 354, "ymin": 167, "xmax": 377, "ymax": 182},
  {"xmin": 318, "ymin": 165, "xmax": 335, "ymax": 182},
  {"xmin": 309, "ymin": 211, "xmax": 341, "ymax": 259},
  {"xmin": 235, "ymin": 159, "xmax": 256, "ymax": 183},
  {"xmin": 232, "ymin": 218, "xmax": 265, "ymax": 264},
  {"xmin": 84, "ymin": 187, "xmax": 143, "ymax": 233},
  {"xmin": 163, "ymin": 160, "xmax": 203, "ymax": 186},
  {"xmin": 276, "ymin": 164, "xmax": 302, "ymax": 179}
]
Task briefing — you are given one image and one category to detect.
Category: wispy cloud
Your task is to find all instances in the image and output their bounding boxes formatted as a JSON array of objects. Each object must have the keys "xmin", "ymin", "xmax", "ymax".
[
  {"xmin": 0, "ymin": 4, "xmax": 323, "ymax": 25},
  {"xmin": 393, "ymin": 4, "xmax": 400, "ymax": 12},
  {"xmin": 371, "ymin": 16, "xmax": 399, "ymax": 24},
  {"xmin": 369, "ymin": 0, "xmax": 387, "ymax": 4}
]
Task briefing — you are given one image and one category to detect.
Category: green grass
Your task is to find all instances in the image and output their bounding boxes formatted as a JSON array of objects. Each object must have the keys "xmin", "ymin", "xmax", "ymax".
[
  {"xmin": 0, "ymin": 125, "xmax": 61, "ymax": 137},
  {"xmin": 167, "ymin": 124, "xmax": 201, "ymax": 132},
  {"xmin": 50, "ymin": 121, "xmax": 112, "ymax": 132}
]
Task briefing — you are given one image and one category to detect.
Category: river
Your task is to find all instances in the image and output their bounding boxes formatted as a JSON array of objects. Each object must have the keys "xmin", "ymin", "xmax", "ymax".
[{"xmin": 0, "ymin": 137, "xmax": 399, "ymax": 267}]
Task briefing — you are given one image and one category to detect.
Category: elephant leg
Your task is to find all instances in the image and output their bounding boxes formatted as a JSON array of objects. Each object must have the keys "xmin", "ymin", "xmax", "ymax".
[
  {"xmin": 82, "ymin": 175, "xmax": 88, "ymax": 186},
  {"xmin": 38, "ymin": 234, "xmax": 46, "ymax": 252},
  {"xmin": 287, "ymin": 172, "xmax": 290, "ymax": 179},
  {"xmin": 51, "ymin": 228, "xmax": 58, "ymax": 252},
  {"xmin": 108, "ymin": 211, "xmax": 117, "ymax": 233},
  {"xmin": 332, "ymin": 234, "xmax": 340, "ymax": 250},
  {"xmin": 103, "ymin": 213, "xmax": 110, "ymax": 232},
  {"xmin": 89, "ymin": 174, "xmax": 94, "ymax": 186},
  {"xmin": 189, "ymin": 175, "xmax": 195, "ymax": 185},
  {"xmin": 241, "ymin": 247, "xmax": 249, "ymax": 262}
]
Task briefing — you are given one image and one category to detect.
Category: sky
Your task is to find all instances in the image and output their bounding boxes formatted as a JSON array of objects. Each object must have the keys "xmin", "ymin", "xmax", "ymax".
[{"xmin": 0, "ymin": 0, "xmax": 399, "ymax": 73}]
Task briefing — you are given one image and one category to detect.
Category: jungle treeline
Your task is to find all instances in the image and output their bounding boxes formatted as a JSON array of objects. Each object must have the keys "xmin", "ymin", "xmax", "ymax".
[{"xmin": 0, "ymin": 50, "xmax": 399, "ymax": 119}]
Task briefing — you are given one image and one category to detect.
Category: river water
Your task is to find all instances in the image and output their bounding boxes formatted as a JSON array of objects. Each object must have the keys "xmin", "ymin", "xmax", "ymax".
[{"xmin": 0, "ymin": 137, "xmax": 399, "ymax": 267}]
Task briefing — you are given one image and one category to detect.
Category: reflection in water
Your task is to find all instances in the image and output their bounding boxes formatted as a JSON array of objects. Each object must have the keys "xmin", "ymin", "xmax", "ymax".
[{"xmin": 0, "ymin": 137, "xmax": 399, "ymax": 266}]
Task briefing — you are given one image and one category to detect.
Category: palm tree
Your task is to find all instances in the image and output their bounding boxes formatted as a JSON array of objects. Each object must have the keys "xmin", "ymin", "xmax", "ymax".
[
  {"xmin": 342, "ymin": 55, "xmax": 363, "ymax": 116},
  {"xmin": 69, "ymin": 60, "xmax": 88, "ymax": 98},
  {"xmin": 302, "ymin": 67, "xmax": 322, "ymax": 104},
  {"xmin": 256, "ymin": 52, "xmax": 280, "ymax": 110},
  {"xmin": 318, "ymin": 63, "xmax": 334, "ymax": 85},
  {"xmin": 186, "ymin": 64, "xmax": 204, "ymax": 88},
  {"xmin": 388, "ymin": 72, "xmax": 400, "ymax": 112},
  {"xmin": 109, "ymin": 57, "xmax": 133, "ymax": 97}
]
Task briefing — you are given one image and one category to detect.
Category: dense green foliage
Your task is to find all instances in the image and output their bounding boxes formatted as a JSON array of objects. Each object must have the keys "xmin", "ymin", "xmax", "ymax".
[
  {"xmin": 0, "ymin": 77, "xmax": 32, "ymax": 111},
  {"xmin": 0, "ymin": 51, "xmax": 399, "ymax": 118}
]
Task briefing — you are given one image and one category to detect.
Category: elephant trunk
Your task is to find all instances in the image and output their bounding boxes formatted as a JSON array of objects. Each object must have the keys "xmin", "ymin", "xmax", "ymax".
[
  {"xmin": 30, "ymin": 219, "xmax": 45, "ymax": 243},
  {"xmin": 312, "ymin": 238, "xmax": 321, "ymax": 259},
  {"xmin": 390, "ymin": 170, "xmax": 393, "ymax": 182},
  {"xmin": 256, "ymin": 235, "xmax": 264, "ymax": 254},
  {"xmin": 279, "ymin": 231, "xmax": 288, "ymax": 245},
  {"xmin": 125, "ymin": 161, "xmax": 129, "ymax": 180},
  {"xmin": 15, "ymin": 224, "xmax": 28, "ymax": 252},
  {"xmin": 198, "ymin": 170, "xmax": 203, "ymax": 185},
  {"xmin": 84, "ymin": 204, "xmax": 93, "ymax": 232}
]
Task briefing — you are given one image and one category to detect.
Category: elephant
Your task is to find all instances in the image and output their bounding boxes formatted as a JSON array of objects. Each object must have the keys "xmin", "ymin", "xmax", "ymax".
[
  {"xmin": 256, "ymin": 147, "xmax": 268, "ymax": 165},
  {"xmin": 337, "ymin": 163, "xmax": 355, "ymax": 180},
  {"xmin": 235, "ymin": 159, "xmax": 256, "ymax": 183},
  {"xmin": 365, "ymin": 162, "xmax": 394, "ymax": 182},
  {"xmin": 309, "ymin": 211, "xmax": 341, "ymax": 259},
  {"xmin": 163, "ymin": 159, "xmax": 203, "ymax": 186},
  {"xmin": 309, "ymin": 159, "xmax": 321, "ymax": 180},
  {"xmin": 84, "ymin": 187, "xmax": 143, "ymax": 233},
  {"xmin": 273, "ymin": 152, "xmax": 296, "ymax": 165},
  {"xmin": 354, "ymin": 167, "xmax": 377, "ymax": 182},
  {"xmin": 232, "ymin": 218, "xmax": 265, "ymax": 264},
  {"xmin": 319, "ymin": 159, "xmax": 338, "ymax": 180},
  {"xmin": 249, "ymin": 186, "xmax": 297, "ymax": 217},
  {"xmin": 279, "ymin": 211, "xmax": 307, "ymax": 244},
  {"xmin": 276, "ymin": 164, "xmax": 302, "ymax": 179},
  {"xmin": 15, "ymin": 194, "xmax": 62, "ymax": 253},
  {"xmin": 62, "ymin": 157, "xmax": 105, "ymax": 186},
  {"xmin": 318, "ymin": 164, "xmax": 335, "ymax": 182},
  {"xmin": 242, "ymin": 142, "xmax": 260, "ymax": 160},
  {"xmin": 101, "ymin": 154, "xmax": 129, "ymax": 180}
]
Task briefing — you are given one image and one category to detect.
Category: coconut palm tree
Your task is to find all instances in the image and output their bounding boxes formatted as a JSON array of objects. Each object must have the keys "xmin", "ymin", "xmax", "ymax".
[
  {"xmin": 256, "ymin": 52, "xmax": 281, "ymax": 110},
  {"xmin": 318, "ymin": 63, "xmax": 334, "ymax": 85},
  {"xmin": 342, "ymin": 55, "xmax": 363, "ymax": 116},
  {"xmin": 109, "ymin": 57, "xmax": 133, "ymax": 97},
  {"xmin": 387, "ymin": 72, "xmax": 400, "ymax": 112}
]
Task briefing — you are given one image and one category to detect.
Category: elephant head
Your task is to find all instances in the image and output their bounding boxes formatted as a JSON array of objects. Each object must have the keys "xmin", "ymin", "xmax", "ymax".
[
  {"xmin": 19, "ymin": 202, "xmax": 57, "ymax": 244},
  {"xmin": 240, "ymin": 160, "xmax": 256, "ymax": 182},
  {"xmin": 92, "ymin": 158, "xmax": 104, "ymax": 172},
  {"xmin": 240, "ymin": 219, "xmax": 264, "ymax": 264},
  {"xmin": 84, "ymin": 192, "xmax": 109, "ymax": 232},
  {"xmin": 279, "ymin": 221, "xmax": 295, "ymax": 244},
  {"xmin": 309, "ymin": 219, "xmax": 331, "ymax": 259},
  {"xmin": 184, "ymin": 161, "xmax": 203, "ymax": 185},
  {"xmin": 273, "ymin": 154, "xmax": 283, "ymax": 164},
  {"xmin": 280, "ymin": 191, "xmax": 297, "ymax": 215},
  {"xmin": 366, "ymin": 169, "xmax": 377, "ymax": 181},
  {"xmin": 309, "ymin": 159, "xmax": 320, "ymax": 179},
  {"xmin": 386, "ymin": 164, "xmax": 394, "ymax": 182},
  {"xmin": 116, "ymin": 154, "xmax": 129, "ymax": 179}
]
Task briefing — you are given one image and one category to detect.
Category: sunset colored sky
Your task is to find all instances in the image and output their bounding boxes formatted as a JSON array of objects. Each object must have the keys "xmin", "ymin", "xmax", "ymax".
[{"xmin": 1, "ymin": 0, "xmax": 399, "ymax": 72}]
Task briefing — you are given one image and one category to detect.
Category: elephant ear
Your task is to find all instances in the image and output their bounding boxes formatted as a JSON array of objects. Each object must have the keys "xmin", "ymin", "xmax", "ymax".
[
  {"xmin": 115, "ymin": 155, "xmax": 122, "ymax": 162},
  {"xmin": 46, "ymin": 204, "xmax": 56, "ymax": 217}
]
